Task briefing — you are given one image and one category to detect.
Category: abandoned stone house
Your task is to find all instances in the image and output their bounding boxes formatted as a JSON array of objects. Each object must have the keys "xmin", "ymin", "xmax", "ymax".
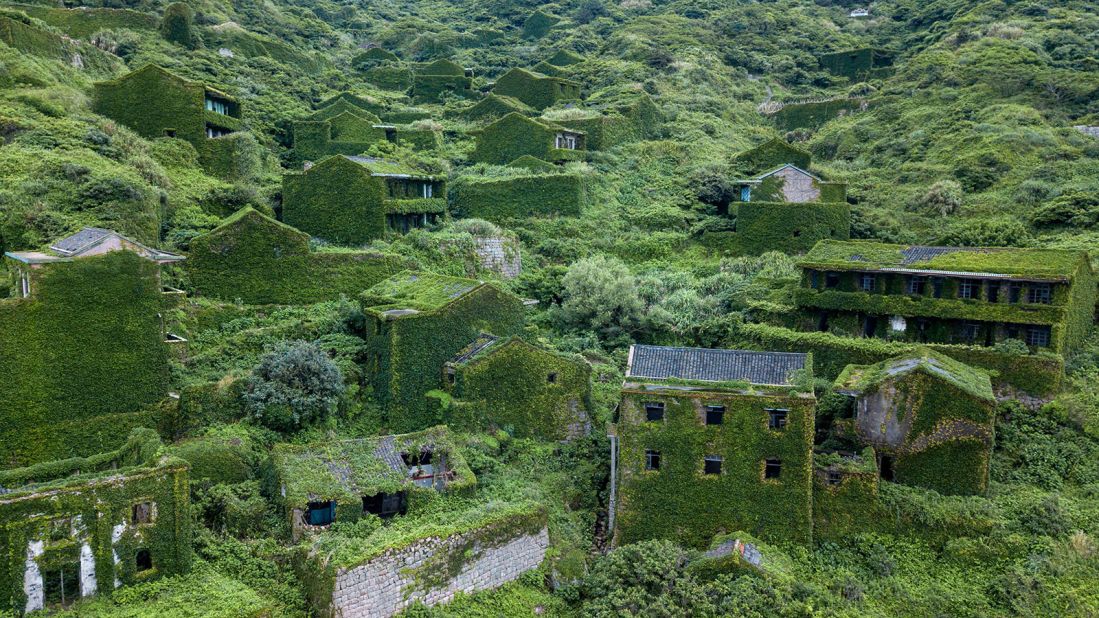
[
  {"xmin": 93, "ymin": 65, "xmax": 245, "ymax": 177},
  {"xmin": 794, "ymin": 240, "xmax": 1098, "ymax": 353},
  {"xmin": 270, "ymin": 427, "xmax": 476, "ymax": 540},
  {"xmin": 361, "ymin": 271, "xmax": 527, "ymax": 432},
  {"xmin": 733, "ymin": 164, "xmax": 848, "ymax": 205},
  {"xmin": 282, "ymin": 155, "xmax": 447, "ymax": 244},
  {"xmin": 469, "ymin": 112, "xmax": 586, "ymax": 165},
  {"xmin": 613, "ymin": 345, "xmax": 815, "ymax": 548},
  {"xmin": 833, "ymin": 349, "xmax": 996, "ymax": 495},
  {"xmin": 441, "ymin": 334, "xmax": 593, "ymax": 441},
  {"xmin": 491, "ymin": 67, "xmax": 581, "ymax": 110},
  {"xmin": 0, "ymin": 431, "xmax": 191, "ymax": 614}
]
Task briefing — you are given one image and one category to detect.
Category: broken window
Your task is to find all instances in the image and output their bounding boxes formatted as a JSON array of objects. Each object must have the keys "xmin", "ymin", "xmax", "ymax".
[
  {"xmin": 447, "ymin": 371, "xmax": 456, "ymax": 385},
  {"xmin": 908, "ymin": 276, "xmax": 927, "ymax": 295},
  {"xmin": 547, "ymin": 372, "xmax": 558, "ymax": 384},
  {"xmin": 421, "ymin": 182, "xmax": 434, "ymax": 198},
  {"xmin": 705, "ymin": 405, "xmax": 725, "ymax": 425},
  {"xmin": 1025, "ymin": 326, "xmax": 1051, "ymax": 347},
  {"xmin": 306, "ymin": 500, "xmax": 336, "ymax": 526},
  {"xmin": 827, "ymin": 470, "xmax": 842, "ymax": 486},
  {"xmin": 1027, "ymin": 283, "xmax": 1052, "ymax": 304},
  {"xmin": 824, "ymin": 272, "xmax": 840, "ymax": 289},
  {"xmin": 42, "ymin": 563, "xmax": 80, "ymax": 607},
  {"xmin": 645, "ymin": 449, "xmax": 661, "ymax": 471},
  {"xmin": 135, "ymin": 549, "xmax": 153, "ymax": 572},
  {"xmin": 859, "ymin": 273, "xmax": 876, "ymax": 291},
  {"xmin": 644, "ymin": 402, "xmax": 665, "ymax": 422},
  {"xmin": 131, "ymin": 501, "xmax": 155, "ymax": 525},
  {"xmin": 764, "ymin": 458, "xmax": 782, "ymax": 479},
  {"xmin": 703, "ymin": 456, "xmax": 723, "ymax": 475},
  {"xmin": 958, "ymin": 279, "xmax": 979, "ymax": 300},
  {"xmin": 363, "ymin": 492, "xmax": 408, "ymax": 518},
  {"xmin": 767, "ymin": 409, "xmax": 788, "ymax": 430}
]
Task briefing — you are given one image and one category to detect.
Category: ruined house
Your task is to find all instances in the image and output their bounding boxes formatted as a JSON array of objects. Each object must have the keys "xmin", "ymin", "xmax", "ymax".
[
  {"xmin": 833, "ymin": 349, "xmax": 996, "ymax": 495},
  {"xmin": 613, "ymin": 345, "xmax": 815, "ymax": 548},
  {"xmin": 469, "ymin": 112, "xmax": 585, "ymax": 165},
  {"xmin": 733, "ymin": 164, "xmax": 847, "ymax": 204},
  {"xmin": 491, "ymin": 68, "xmax": 581, "ymax": 110}
]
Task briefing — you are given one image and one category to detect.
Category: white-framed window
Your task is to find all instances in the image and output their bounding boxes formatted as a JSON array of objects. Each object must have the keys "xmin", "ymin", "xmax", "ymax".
[
  {"xmin": 205, "ymin": 97, "xmax": 230, "ymax": 115},
  {"xmin": 1025, "ymin": 326, "xmax": 1051, "ymax": 347},
  {"xmin": 1027, "ymin": 283, "xmax": 1052, "ymax": 304},
  {"xmin": 859, "ymin": 273, "xmax": 876, "ymax": 291},
  {"xmin": 958, "ymin": 279, "xmax": 979, "ymax": 299},
  {"xmin": 20, "ymin": 272, "xmax": 30, "ymax": 298},
  {"xmin": 555, "ymin": 132, "xmax": 578, "ymax": 149},
  {"xmin": 421, "ymin": 183, "xmax": 433, "ymax": 198}
]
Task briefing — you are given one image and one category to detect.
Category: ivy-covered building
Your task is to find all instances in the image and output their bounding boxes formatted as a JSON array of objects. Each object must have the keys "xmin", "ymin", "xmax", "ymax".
[
  {"xmin": 459, "ymin": 94, "xmax": 535, "ymax": 123},
  {"xmin": 93, "ymin": 64, "xmax": 250, "ymax": 178},
  {"xmin": 818, "ymin": 48, "xmax": 896, "ymax": 81},
  {"xmin": 0, "ymin": 429, "xmax": 192, "ymax": 614},
  {"xmin": 491, "ymin": 68, "xmax": 581, "ymax": 110},
  {"xmin": 442, "ymin": 334, "xmax": 592, "ymax": 441},
  {"xmin": 794, "ymin": 240, "xmax": 1098, "ymax": 353},
  {"xmin": 283, "ymin": 156, "xmax": 447, "ymax": 245},
  {"xmin": 270, "ymin": 427, "xmax": 476, "ymax": 539},
  {"xmin": 469, "ymin": 113, "xmax": 585, "ymax": 165},
  {"xmin": 185, "ymin": 207, "xmax": 408, "ymax": 304},
  {"xmin": 834, "ymin": 349, "xmax": 996, "ymax": 495},
  {"xmin": 733, "ymin": 164, "xmax": 847, "ymax": 204},
  {"xmin": 614, "ymin": 345, "xmax": 815, "ymax": 548},
  {"xmin": 412, "ymin": 59, "xmax": 474, "ymax": 103},
  {"xmin": 361, "ymin": 271, "xmax": 527, "ymax": 432},
  {"xmin": 1, "ymin": 230, "xmax": 184, "ymax": 467},
  {"xmin": 449, "ymin": 172, "xmax": 586, "ymax": 222},
  {"xmin": 732, "ymin": 137, "xmax": 812, "ymax": 173},
  {"xmin": 291, "ymin": 97, "xmax": 389, "ymax": 161}
]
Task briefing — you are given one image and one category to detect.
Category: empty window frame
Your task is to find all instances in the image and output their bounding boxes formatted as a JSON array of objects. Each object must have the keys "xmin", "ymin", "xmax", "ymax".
[
  {"xmin": 767, "ymin": 408, "xmax": 788, "ymax": 430},
  {"xmin": 908, "ymin": 276, "xmax": 927, "ymax": 295},
  {"xmin": 827, "ymin": 470, "xmax": 842, "ymax": 486},
  {"xmin": 305, "ymin": 500, "xmax": 336, "ymax": 526},
  {"xmin": 824, "ymin": 272, "xmax": 841, "ymax": 289},
  {"xmin": 958, "ymin": 279, "xmax": 979, "ymax": 300},
  {"xmin": 959, "ymin": 322, "xmax": 980, "ymax": 343},
  {"xmin": 705, "ymin": 405, "xmax": 725, "ymax": 425},
  {"xmin": 421, "ymin": 182, "xmax": 434, "ymax": 198},
  {"xmin": 645, "ymin": 449, "xmax": 661, "ymax": 471},
  {"xmin": 135, "ymin": 549, "xmax": 153, "ymax": 572},
  {"xmin": 987, "ymin": 282, "xmax": 1000, "ymax": 303},
  {"xmin": 1027, "ymin": 283, "xmax": 1052, "ymax": 304},
  {"xmin": 363, "ymin": 491, "xmax": 408, "ymax": 518},
  {"xmin": 931, "ymin": 277, "xmax": 944, "ymax": 298},
  {"xmin": 703, "ymin": 456, "xmax": 723, "ymax": 475},
  {"xmin": 1025, "ymin": 326, "xmax": 1051, "ymax": 347},
  {"xmin": 547, "ymin": 373, "xmax": 558, "ymax": 384},
  {"xmin": 859, "ymin": 273, "xmax": 876, "ymax": 291},
  {"xmin": 555, "ymin": 132, "xmax": 579, "ymax": 149},
  {"xmin": 644, "ymin": 402, "xmax": 665, "ymax": 422},
  {"xmin": 764, "ymin": 458, "xmax": 782, "ymax": 479},
  {"xmin": 131, "ymin": 501, "xmax": 155, "ymax": 525},
  {"xmin": 205, "ymin": 97, "xmax": 230, "ymax": 115},
  {"xmin": 1009, "ymin": 282, "xmax": 1023, "ymax": 303}
]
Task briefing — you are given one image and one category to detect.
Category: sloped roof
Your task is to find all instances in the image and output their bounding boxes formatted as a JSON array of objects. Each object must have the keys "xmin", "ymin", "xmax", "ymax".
[
  {"xmin": 7, "ymin": 227, "xmax": 184, "ymax": 263},
  {"xmin": 497, "ymin": 67, "xmax": 580, "ymax": 87},
  {"xmin": 834, "ymin": 348, "xmax": 994, "ymax": 401},
  {"xmin": 627, "ymin": 345, "xmax": 808, "ymax": 387},
  {"xmin": 343, "ymin": 156, "xmax": 439, "ymax": 179},
  {"xmin": 481, "ymin": 112, "xmax": 584, "ymax": 136},
  {"xmin": 200, "ymin": 207, "xmax": 310, "ymax": 242},
  {"xmin": 362, "ymin": 270, "xmax": 484, "ymax": 314},
  {"xmin": 105, "ymin": 64, "xmax": 237, "ymax": 102},
  {"xmin": 738, "ymin": 163, "xmax": 821, "ymax": 184},
  {"xmin": 798, "ymin": 240, "xmax": 1088, "ymax": 282},
  {"xmin": 448, "ymin": 333, "xmax": 501, "ymax": 365}
]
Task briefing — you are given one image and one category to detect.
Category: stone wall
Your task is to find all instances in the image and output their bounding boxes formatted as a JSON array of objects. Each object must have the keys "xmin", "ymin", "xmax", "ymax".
[
  {"xmin": 330, "ymin": 526, "xmax": 549, "ymax": 618},
  {"xmin": 474, "ymin": 237, "xmax": 522, "ymax": 279}
]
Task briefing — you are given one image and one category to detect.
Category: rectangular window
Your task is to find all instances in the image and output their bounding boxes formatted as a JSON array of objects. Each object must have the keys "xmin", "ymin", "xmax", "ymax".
[
  {"xmin": 932, "ymin": 277, "xmax": 944, "ymax": 298},
  {"xmin": 547, "ymin": 373, "xmax": 557, "ymax": 384},
  {"xmin": 306, "ymin": 501, "xmax": 336, "ymax": 526},
  {"xmin": 958, "ymin": 279, "xmax": 979, "ymax": 299},
  {"xmin": 1025, "ymin": 326, "xmax": 1051, "ymax": 347},
  {"xmin": 960, "ymin": 322, "xmax": 980, "ymax": 343},
  {"xmin": 824, "ymin": 272, "xmax": 840, "ymax": 289},
  {"xmin": 1009, "ymin": 283, "xmax": 1023, "ymax": 303},
  {"xmin": 764, "ymin": 458, "xmax": 782, "ymax": 479},
  {"xmin": 20, "ymin": 273, "xmax": 30, "ymax": 298},
  {"xmin": 827, "ymin": 471, "xmax": 842, "ymax": 486},
  {"xmin": 363, "ymin": 491, "xmax": 408, "ymax": 518},
  {"xmin": 809, "ymin": 271, "xmax": 819, "ymax": 289},
  {"xmin": 908, "ymin": 276, "xmax": 927, "ymax": 295},
  {"xmin": 703, "ymin": 456, "xmax": 722, "ymax": 475},
  {"xmin": 767, "ymin": 409, "xmax": 788, "ymax": 430},
  {"xmin": 705, "ymin": 405, "xmax": 725, "ymax": 425},
  {"xmin": 644, "ymin": 402, "xmax": 665, "ymax": 422},
  {"xmin": 645, "ymin": 449, "xmax": 661, "ymax": 471},
  {"xmin": 859, "ymin": 273, "xmax": 876, "ymax": 291},
  {"xmin": 421, "ymin": 183, "xmax": 433, "ymax": 198},
  {"xmin": 1027, "ymin": 283, "xmax": 1052, "ymax": 304},
  {"xmin": 987, "ymin": 283, "xmax": 1000, "ymax": 303},
  {"xmin": 131, "ymin": 502, "xmax": 155, "ymax": 525}
]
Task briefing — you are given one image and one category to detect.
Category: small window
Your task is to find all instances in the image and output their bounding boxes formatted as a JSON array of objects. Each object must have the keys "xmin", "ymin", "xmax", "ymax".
[
  {"xmin": 547, "ymin": 373, "xmax": 558, "ymax": 384},
  {"xmin": 131, "ymin": 502, "xmax": 155, "ymax": 525},
  {"xmin": 1009, "ymin": 283, "xmax": 1023, "ymax": 303},
  {"xmin": 705, "ymin": 405, "xmax": 725, "ymax": 425},
  {"xmin": 703, "ymin": 456, "xmax": 722, "ymax": 475},
  {"xmin": 164, "ymin": 129, "xmax": 176, "ymax": 138},
  {"xmin": 644, "ymin": 402, "xmax": 665, "ymax": 422},
  {"xmin": 960, "ymin": 322, "xmax": 980, "ymax": 343},
  {"xmin": 824, "ymin": 272, "xmax": 840, "ymax": 289},
  {"xmin": 1025, "ymin": 326, "xmax": 1051, "ymax": 347},
  {"xmin": 908, "ymin": 276, "xmax": 927, "ymax": 295},
  {"xmin": 764, "ymin": 458, "xmax": 782, "ymax": 479},
  {"xmin": 363, "ymin": 491, "xmax": 408, "ymax": 518},
  {"xmin": 446, "ymin": 371, "xmax": 455, "ymax": 385},
  {"xmin": 809, "ymin": 271, "xmax": 820, "ymax": 288},
  {"xmin": 987, "ymin": 283, "xmax": 1000, "ymax": 303},
  {"xmin": 645, "ymin": 449, "xmax": 661, "ymax": 471},
  {"xmin": 767, "ymin": 409, "xmax": 788, "ymax": 430},
  {"xmin": 827, "ymin": 470, "xmax": 842, "ymax": 486},
  {"xmin": 135, "ymin": 549, "xmax": 153, "ymax": 572},
  {"xmin": 859, "ymin": 273, "xmax": 876, "ymax": 291},
  {"xmin": 1027, "ymin": 283, "xmax": 1052, "ymax": 304},
  {"xmin": 958, "ymin": 279, "xmax": 979, "ymax": 300},
  {"xmin": 306, "ymin": 501, "xmax": 336, "ymax": 526}
]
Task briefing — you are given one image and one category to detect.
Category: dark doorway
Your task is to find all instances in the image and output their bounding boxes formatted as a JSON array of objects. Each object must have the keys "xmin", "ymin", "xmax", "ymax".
[
  {"xmin": 363, "ymin": 491, "xmax": 408, "ymax": 518},
  {"xmin": 817, "ymin": 312, "xmax": 830, "ymax": 332},
  {"xmin": 880, "ymin": 455, "xmax": 895, "ymax": 482},
  {"xmin": 135, "ymin": 549, "xmax": 153, "ymax": 572},
  {"xmin": 42, "ymin": 562, "xmax": 80, "ymax": 607}
]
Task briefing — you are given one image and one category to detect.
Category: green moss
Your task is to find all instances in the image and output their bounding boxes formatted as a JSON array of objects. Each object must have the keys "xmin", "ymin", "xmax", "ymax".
[
  {"xmin": 450, "ymin": 173, "xmax": 585, "ymax": 222},
  {"xmin": 818, "ymin": 48, "xmax": 896, "ymax": 81},
  {"xmin": 491, "ymin": 69, "xmax": 581, "ymax": 111},
  {"xmin": 0, "ymin": 13, "xmax": 122, "ymax": 76},
  {"xmin": 733, "ymin": 137, "xmax": 812, "ymax": 173},
  {"xmin": 5, "ymin": 4, "xmax": 156, "ymax": 38},
  {"xmin": 725, "ymin": 202, "xmax": 851, "ymax": 255},
  {"xmin": 460, "ymin": 94, "xmax": 536, "ymax": 123},
  {"xmin": 771, "ymin": 98, "xmax": 869, "ymax": 131},
  {"xmin": 521, "ymin": 10, "xmax": 560, "ymax": 39},
  {"xmin": 363, "ymin": 65, "xmax": 414, "ymax": 92},
  {"xmin": 470, "ymin": 112, "xmax": 586, "ymax": 164}
]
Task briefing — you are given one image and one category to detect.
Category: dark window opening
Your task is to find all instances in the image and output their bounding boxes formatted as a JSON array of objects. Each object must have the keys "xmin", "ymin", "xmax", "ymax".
[
  {"xmin": 1006, "ymin": 325, "xmax": 1020, "ymax": 340},
  {"xmin": 1027, "ymin": 283, "xmax": 1052, "ymax": 304},
  {"xmin": 827, "ymin": 471, "xmax": 842, "ymax": 486},
  {"xmin": 705, "ymin": 405, "xmax": 725, "ymax": 425},
  {"xmin": 363, "ymin": 491, "xmax": 408, "ymax": 518},
  {"xmin": 817, "ymin": 311, "xmax": 830, "ymax": 332},
  {"xmin": 131, "ymin": 501, "xmax": 154, "ymax": 525},
  {"xmin": 402, "ymin": 451, "xmax": 432, "ymax": 466},
  {"xmin": 1025, "ymin": 326, "xmax": 1051, "ymax": 347},
  {"xmin": 931, "ymin": 277, "xmax": 944, "ymax": 298},
  {"xmin": 164, "ymin": 129, "xmax": 176, "ymax": 138},
  {"xmin": 645, "ymin": 402, "xmax": 665, "ymax": 422},
  {"xmin": 908, "ymin": 276, "xmax": 927, "ymax": 295},
  {"xmin": 645, "ymin": 449, "xmax": 661, "ymax": 471},
  {"xmin": 767, "ymin": 409, "xmax": 788, "ymax": 430},
  {"xmin": 859, "ymin": 273, "xmax": 876, "ymax": 291},
  {"xmin": 42, "ymin": 564, "xmax": 80, "ymax": 607},
  {"xmin": 810, "ymin": 271, "xmax": 820, "ymax": 289},
  {"xmin": 960, "ymin": 322, "xmax": 980, "ymax": 344},
  {"xmin": 916, "ymin": 319, "xmax": 929, "ymax": 343},
  {"xmin": 386, "ymin": 212, "xmax": 438, "ymax": 234},
  {"xmin": 764, "ymin": 458, "xmax": 782, "ymax": 479},
  {"xmin": 863, "ymin": 315, "xmax": 878, "ymax": 338},
  {"xmin": 880, "ymin": 455, "xmax": 894, "ymax": 482},
  {"xmin": 135, "ymin": 549, "xmax": 153, "ymax": 572},
  {"xmin": 306, "ymin": 500, "xmax": 336, "ymax": 526},
  {"xmin": 1009, "ymin": 283, "xmax": 1023, "ymax": 303},
  {"xmin": 987, "ymin": 283, "xmax": 1000, "ymax": 303},
  {"xmin": 792, "ymin": 229, "xmax": 801, "ymax": 238},
  {"xmin": 447, "ymin": 371, "xmax": 455, "ymax": 384},
  {"xmin": 824, "ymin": 272, "xmax": 840, "ymax": 289},
  {"xmin": 704, "ymin": 456, "xmax": 723, "ymax": 475},
  {"xmin": 547, "ymin": 373, "xmax": 558, "ymax": 384}
]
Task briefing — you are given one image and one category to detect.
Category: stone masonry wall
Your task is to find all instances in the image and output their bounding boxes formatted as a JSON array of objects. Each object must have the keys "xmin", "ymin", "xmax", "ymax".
[{"xmin": 331, "ymin": 526, "xmax": 549, "ymax": 618}]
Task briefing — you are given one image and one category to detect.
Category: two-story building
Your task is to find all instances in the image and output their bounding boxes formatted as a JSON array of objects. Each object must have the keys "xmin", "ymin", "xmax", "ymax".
[
  {"xmin": 794, "ymin": 240, "xmax": 1097, "ymax": 353},
  {"xmin": 468, "ymin": 112, "xmax": 585, "ymax": 165},
  {"xmin": 613, "ymin": 345, "xmax": 815, "ymax": 548},
  {"xmin": 491, "ymin": 68, "xmax": 581, "ymax": 110}
]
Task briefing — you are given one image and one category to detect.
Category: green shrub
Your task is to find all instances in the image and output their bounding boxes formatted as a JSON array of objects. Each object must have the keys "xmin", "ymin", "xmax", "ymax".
[
  {"xmin": 159, "ymin": 3, "xmax": 195, "ymax": 48},
  {"xmin": 242, "ymin": 340, "xmax": 344, "ymax": 432}
]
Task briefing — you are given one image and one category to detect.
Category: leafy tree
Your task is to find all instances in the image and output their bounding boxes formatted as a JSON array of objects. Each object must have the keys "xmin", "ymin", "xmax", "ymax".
[
  {"xmin": 558, "ymin": 254, "xmax": 645, "ymax": 339},
  {"xmin": 160, "ymin": 2, "xmax": 197, "ymax": 49},
  {"xmin": 242, "ymin": 341, "xmax": 343, "ymax": 432},
  {"xmin": 915, "ymin": 180, "xmax": 964, "ymax": 217}
]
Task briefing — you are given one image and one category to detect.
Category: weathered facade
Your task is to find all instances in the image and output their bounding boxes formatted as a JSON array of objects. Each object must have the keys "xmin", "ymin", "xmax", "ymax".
[
  {"xmin": 491, "ymin": 68, "xmax": 580, "ymax": 110},
  {"xmin": 734, "ymin": 164, "xmax": 847, "ymax": 204},
  {"xmin": 469, "ymin": 112, "xmax": 586, "ymax": 165},
  {"xmin": 613, "ymin": 345, "xmax": 815, "ymax": 548}
]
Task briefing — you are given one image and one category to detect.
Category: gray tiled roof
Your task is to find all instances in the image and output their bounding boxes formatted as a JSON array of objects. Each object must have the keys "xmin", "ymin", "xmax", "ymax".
[
  {"xmin": 899, "ymin": 245, "xmax": 986, "ymax": 265},
  {"xmin": 50, "ymin": 227, "xmax": 113, "ymax": 256},
  {"xmin": 627, "ymin": 345, "xmax": 807, "ymax": 386},
  {"xmin": 449, "ymin": 333, "xmax": 500, "ymax": 365}
]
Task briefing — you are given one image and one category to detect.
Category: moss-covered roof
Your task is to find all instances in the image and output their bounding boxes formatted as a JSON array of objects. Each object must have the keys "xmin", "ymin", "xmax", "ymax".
[
  {"xmin": 361, "ymin": 270, "xmax": 485, "ymax": 314},
  {"xmin": 101, "ymin": 64, "xmax": 237, "ymax": 101},
  {"xmin": 202, "ymin": 206, "xmax": 311, "ymax": 241},
  {"xmin": 498, "ymin": 67, "xmax": 580, "ymax": 88},
  {"xmin": 799, "ymin": 240, "xmax": 1088, "ymax": 281},
  {"xmin": 546, "ymin": 49, "xmax": 584, "ymax": 66},
  {"xmin": 343, "ymin": 156, "xmax": 439, "ymax": 179},
  {"xmin": 834, "ymin": 347, "xmax": 995, "ymax": 402},
  {"xmin": 271, "ymin": 426, "xmax": 474, "ymax": 508}
]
